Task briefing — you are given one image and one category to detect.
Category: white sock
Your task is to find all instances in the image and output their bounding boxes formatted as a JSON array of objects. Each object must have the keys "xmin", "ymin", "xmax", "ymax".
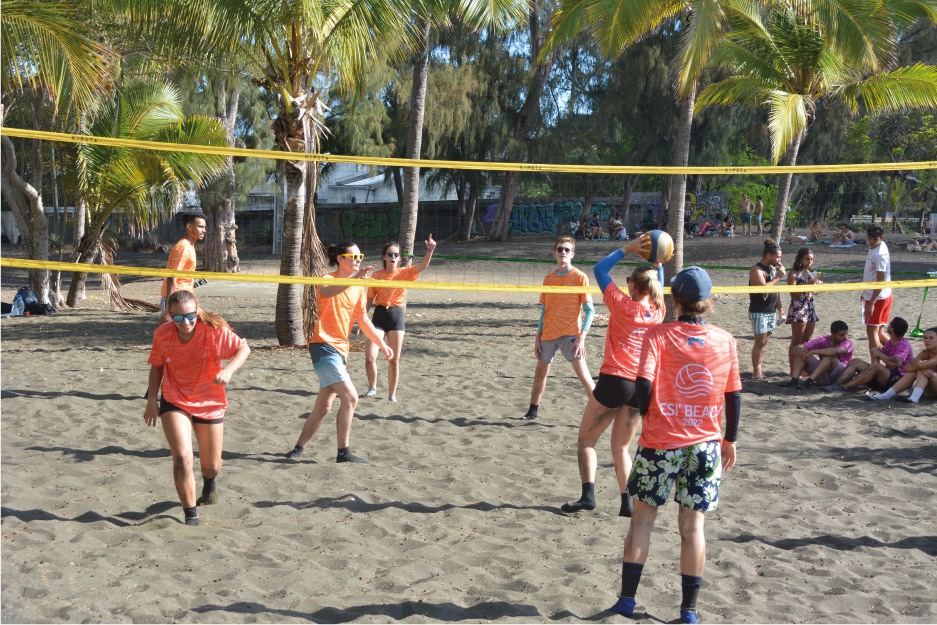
[
  {"xmin": 874, "ymin": 388, "xmax": 897, "ymax": 400},
  {"xmin": 910, "ymin": 388, "xmax": 924, "ymax": 403}
]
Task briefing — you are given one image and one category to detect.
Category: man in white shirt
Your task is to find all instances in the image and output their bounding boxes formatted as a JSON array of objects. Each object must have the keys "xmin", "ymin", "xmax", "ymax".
[{"xmin": 862, "ymin": 224, "xmax": 892, "ymax": 358}]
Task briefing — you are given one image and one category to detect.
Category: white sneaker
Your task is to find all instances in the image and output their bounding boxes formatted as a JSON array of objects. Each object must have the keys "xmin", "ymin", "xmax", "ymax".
[
  {"xmin": 388, "ymin": 395, "xmax": 397, "ymax": 402},
  {"xmin": 365, "ymin": 387, "xmax": 377, "ymax": 397}
]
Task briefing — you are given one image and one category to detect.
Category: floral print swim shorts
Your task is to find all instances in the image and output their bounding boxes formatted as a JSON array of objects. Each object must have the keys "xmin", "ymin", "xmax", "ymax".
[{"xmin": 627, "ymin": 441, "xmax": 722, "ymax": 512}]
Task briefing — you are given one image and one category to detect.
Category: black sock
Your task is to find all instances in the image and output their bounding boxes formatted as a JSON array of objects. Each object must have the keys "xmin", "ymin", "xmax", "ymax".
[
  {"xmin": 202, "ymin": 476, "xmax": 216, "ymax": 497},
  {"xmin": 336, "ymin": 447, "xmax": 369, "ymax": 464},
  {"xmin": 523, "ymin": 403, "xmax": 539, "ymax": 419},
  {"xmin": 681, "ymin": 574, "xmax": 702, "ymax": 611},
  {"xmin": 183, "ymin": 506, "xmax": 199, "ymax": 526},
  {"xmin": 619, "ymin": 492, "xmax": 633, "ymax": 517},
  {"xmin": 286, "ymin": 445, "xmax": 304, "ymax": 458},
  {"xmin": 561, "ymin": 482, "xmax": 596, "ymax": 512},
  {"xmin": 620, "ymin": 562, "xmax": 644, "ymax": 598}
]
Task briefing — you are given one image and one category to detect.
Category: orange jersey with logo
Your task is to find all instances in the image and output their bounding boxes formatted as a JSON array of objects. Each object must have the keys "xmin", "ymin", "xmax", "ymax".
[
  {"xmin": 367, "ymin": 266, "xmax": 420, "ymax": 308},
  {"xmin": 161, "ymin": 238, "xmax": 197, "ymax": 296},
  {"xmin": 601, "ymin": 284, "xmax": 666, "ymax": 379},
  {"xmin": 310, "ymin": 273, "xmax": 367, "ymax": 359},
  {"xmin": 539, "ymin": 268, "xmax": 592, "ymax": 341},
  {"xmin": 147, "ymin": 321, "xmax": 246, "ymax": 419},
  {"xmin": 637, "ymin": 322, "xmax": 741, "ymax": 450}
]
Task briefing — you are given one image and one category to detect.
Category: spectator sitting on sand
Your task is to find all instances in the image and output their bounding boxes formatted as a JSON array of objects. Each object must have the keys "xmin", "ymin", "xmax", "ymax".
[
  {"xmin": 609, "ymin": 213, "xmax": 626, "ymax": 241},
  {"xmin": 832, "ymin": 224, "xmax": 854, "ymax": 245},
  {"xmin": 569, "ymin": 216, "xmax": 583, "ymax": 239},
  {"xmin": 912, "ymin": 235, "xmax": 936, "ymax": 251},
  {"xmin": 820, "ymin": 317, "xmax": 913, "ymax": 393},
  {"xmin": 698, "ymin": 218, "xmax": 719, "ymax": 237},
  {"xmin": 810, "ymin": 222, "xmax": 823, "ymax": 242},
  {"xmin": 783, "ymin": 227, "xmax": 808, "ymax": 244},
  {"xmin": 779, "ymin": 320, "xmax": 853, "ymax": 391},
  {"xmin": 868, "ymin": 327, "xmax": 937, "ymax": 403},
  {"xmin": 587, "ymin": 214, "xmax": 603, "ymax": 240},
  {"xmin": 716, "ymin": 216, "xmax": 734, "ymax": 237}
]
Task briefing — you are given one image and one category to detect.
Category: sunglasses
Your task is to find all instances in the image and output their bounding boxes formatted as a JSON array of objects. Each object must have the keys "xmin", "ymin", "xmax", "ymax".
[
  {"xmin": 171, "ymin": 311, "xmax": 197, "ymax": 323},
  {"xmin": 340, "ymin": 253, "xmax": 365, "ymax": 261},
  {"xmin": 555, "ymin": 247, "xmax": 572, "ymax": 253},
  {"xmin": 386, "ymin": 252, "xmax": 400, "ymax": 258}
]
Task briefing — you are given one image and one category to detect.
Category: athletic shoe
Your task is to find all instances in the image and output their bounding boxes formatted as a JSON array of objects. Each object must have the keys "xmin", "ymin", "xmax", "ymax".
[
  {"xmin": 336, "ymin": 450, "xmax": 370, "ymax": 464},
  {"xmin": 606, "ymin": 597, "xmax": 636, "ymax": 617},
  {"xmin": 365, "ymin": 387, "xmax": 377, "ymax": 397},
  {"xmin": 521, "ymin": 412, "xmax": 538, "ymax": 421},
  {"xmin": 797, "ymin": 378, "xmax": 815, "ymax": 391},
  {"xmin": 388, "ymin": 395, "xmax": 397, "ymax": 403},
  {"xmin": 819, "ymin": 385, "xmax": 844, "ymax": 392},
  {"xmin": 680, "ymin": 609, "xmax": 699, "ymax": 624},
  {"xmin": 778, "ymin": 378, "xmax": 799, "ymax": 388},
  {"xmin": 895, "ymin": 396, "xmax": 918, "ymax": 403}
]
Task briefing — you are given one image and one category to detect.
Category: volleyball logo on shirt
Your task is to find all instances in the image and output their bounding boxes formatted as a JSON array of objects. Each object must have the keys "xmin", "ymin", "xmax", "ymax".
[
  {"xmin": 675, "ymin": 364, "xmax": 714, "ymax": 399},
  {"xmin": 624, "ymin": 327, "xmax": 648, "ymax": 356}
]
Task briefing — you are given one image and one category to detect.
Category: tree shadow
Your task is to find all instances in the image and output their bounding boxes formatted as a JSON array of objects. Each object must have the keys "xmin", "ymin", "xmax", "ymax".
[
  {"xmin": 744, "ymin": 442, "xmax": 937, "ymax": 476},
  {"xmin": 1, "ymin": 501, "xmax": 181, "ymax": 527},
  {"xmin": 727, "ymin": 532, "xmax": 937, "ymax": 557},
  {"xmin": 25, "ymin": 445, "xmax": 316, "ymax": 465},
  {"xmin": 354, "ymin": 412, "xmax": 575, "ymax": 430},
  {"xmin": 7, "ymin": 388, "xmax": 141, "ymax": 401},
  {"xmin": 254, "ymin": 494, "xmax": 566, "ymax": 517}
]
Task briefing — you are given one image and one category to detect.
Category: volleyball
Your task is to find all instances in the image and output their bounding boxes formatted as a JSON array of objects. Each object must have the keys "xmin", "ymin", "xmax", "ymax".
[{"xmin": 642, "ymin": 230, "xmax": 674, "ymax": 263}]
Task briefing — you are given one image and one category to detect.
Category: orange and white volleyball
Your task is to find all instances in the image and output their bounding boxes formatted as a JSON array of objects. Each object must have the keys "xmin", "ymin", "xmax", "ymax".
[{"xmin": 641, "ymin": 230, "xmax": 674, "ymax": 263}]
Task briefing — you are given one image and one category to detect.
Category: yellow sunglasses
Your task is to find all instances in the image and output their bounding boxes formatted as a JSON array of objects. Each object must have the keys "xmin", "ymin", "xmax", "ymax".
[{"xmin": 340, "ymin": 253, "xmax": 365, "ymax": 261}]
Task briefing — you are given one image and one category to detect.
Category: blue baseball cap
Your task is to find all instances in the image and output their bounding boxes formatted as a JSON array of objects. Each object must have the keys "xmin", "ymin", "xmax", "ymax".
[{"xmin": 671, "ymin": 266, "xmax": 712, "ymax": 300}]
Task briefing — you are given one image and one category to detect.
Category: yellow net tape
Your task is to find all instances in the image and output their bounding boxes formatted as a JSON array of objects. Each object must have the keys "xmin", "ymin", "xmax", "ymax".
[
  {"xmin": 3, "ymin": 258, "xmax": 934, "ymax": 295},
  {"xmin": 3, "ymin": 127, "xmax": 936, "ymax": 175}
]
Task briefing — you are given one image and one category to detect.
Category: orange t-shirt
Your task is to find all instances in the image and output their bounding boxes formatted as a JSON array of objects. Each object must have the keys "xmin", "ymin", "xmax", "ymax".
[
  {"xmin": 367, "ymin": 266, "xmax": 420, "ymax": 308},
  {"xmin": 637, "ymin": 322, "xmax": 742, "ymax": 450},
  {"xmin": 539, "ymin": 268, "xmax": 592, "ymax": 341},
  {"xmin": 310, "ymin": 273, "xmax": 367, "ymax": 360},
  {"xmin": 601, "ymin": 283, "xmax": 665, "ymax": 379},
  {"xmin": 161, "ymin": 238, "xmax": 197, "ymax": 297},
  {"xmin": 147, "ymin": 321, "xmax": 246, "ymax": 420}
]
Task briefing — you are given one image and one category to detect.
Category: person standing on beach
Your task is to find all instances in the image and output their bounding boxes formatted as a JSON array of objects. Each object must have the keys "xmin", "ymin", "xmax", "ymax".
[
  {"xmin": 862, "ymin": 224, "xmax": 892, "ymax": 359},
  {"xmin": 561, "ymin": 235, "xmax": 664, "ymax": 516},
  {"xmin": 521, "ymin": 236, "xmax": 595, "ymax": 421},
  {"xmin": 738, "ymin": 193, "xmax": 752, "ymax": 236},
  {"xmin": 144, "ymin": 290, "xmax": 251, "ymax": 526},
  {"xmin": 748, "ymin": 240, "xmax": 786, "ymax": 381},
  {"xmin": 287, "ymin": 242, "xmax": 393, "ymax": 464},
  {"xmin": 753, "ymin": 195, "xmax": 764, "ymax": 236},
  {"xmin": 868, "ymin": 327, "xmax": 937, "ymax": 403},
  {"xmin": 785, "ymin": 248, "xmax": 821, "ymax": 375},
  {"xmin": 363, "ymin": 235, "xmax": 436, "ymax": 402},
  {"xmin": 606, "ymin": 266, "xmax": 741, "ymax": 625},
  {"xmin": 158, "ymin": 212, "xmax": 206, "ymax": 325}
]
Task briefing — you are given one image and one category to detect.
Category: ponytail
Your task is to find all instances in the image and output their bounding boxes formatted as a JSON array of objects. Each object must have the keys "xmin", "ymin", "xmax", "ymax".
[
  {"xmin": 629, "ymin": 266, "xmax": 664, "ymax": 310},
  {"xmin": 166, "ymin": 290, "xmax": 231, "ymax": 331},
  {"xmin": 327, "ymin": 241, "xmax": 357, "ymax": 267}
]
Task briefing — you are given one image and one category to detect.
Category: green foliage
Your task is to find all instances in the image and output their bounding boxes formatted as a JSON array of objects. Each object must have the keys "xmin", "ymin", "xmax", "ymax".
[
  {"xmin": 516, "ymin": 180, "xmax": 554, "ymax": 198},
  {"xmin": 48, "ymin": 232, "xmax": 61, "ymax": 250},
  {"xmin": 259, "ymin": 222, "xmax": 274, "ymax": 244}
]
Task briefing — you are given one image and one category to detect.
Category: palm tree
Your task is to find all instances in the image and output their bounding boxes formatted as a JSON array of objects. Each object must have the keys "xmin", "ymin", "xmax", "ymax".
[
  {"xmin": 1, "ymin": 0, "xmax": 115, "ymax": 305},
  {"xmin": 695, "ymin": 5, "xmax": 937, "ymax": 234},
  {"xmin": 65, "ymin": 79, "xmax": 228, "ymax": 310}
]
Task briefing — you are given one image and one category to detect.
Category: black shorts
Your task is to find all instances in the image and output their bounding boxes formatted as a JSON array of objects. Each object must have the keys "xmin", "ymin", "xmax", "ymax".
[
  {"xmin": 372, "ymin": 305, "xmax": 405, "ymax": 332},
  {"xmin": 867, "ymin": 369, "xmax": 903, "ymax": 393},
  {"xmin": 159, "ymin": 396, "xmax": 223, "ymax": 424},
  {"xmin": 592, "ymin": 373, "xmax": 638, "ymax": 409}
]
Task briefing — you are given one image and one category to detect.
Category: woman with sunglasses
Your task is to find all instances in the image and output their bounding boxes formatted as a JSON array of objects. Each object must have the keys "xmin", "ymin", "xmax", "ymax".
[
  {"xmin": 287, "ymin": 241, "xmax": 393, "ymax": 464},
  {"xmin": 363, "ymin": 235, "xmax": 437, "ymax": 401},
  {"xmin": 562, "ymin": 234, "xmax": 665, "ymax": 516},
  {"xmin": 144, "ymin": 290, "xmax": 251, "ymax": 527}
]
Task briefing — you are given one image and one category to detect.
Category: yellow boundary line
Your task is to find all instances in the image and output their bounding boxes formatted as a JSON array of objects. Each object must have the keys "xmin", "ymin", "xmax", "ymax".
[
  {"xmin": 3, "ymin": 127, "xmax": 936, "ymax": 175},
  {"xmin": 3, "ymin": 258, "xmax": 934, "ymax": 295}
]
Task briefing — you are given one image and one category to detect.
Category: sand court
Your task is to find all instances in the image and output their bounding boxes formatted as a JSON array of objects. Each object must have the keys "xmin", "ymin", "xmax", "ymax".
[{"xmin": 2, "ymin": 236, "xmax": 935, "ymax": 623}]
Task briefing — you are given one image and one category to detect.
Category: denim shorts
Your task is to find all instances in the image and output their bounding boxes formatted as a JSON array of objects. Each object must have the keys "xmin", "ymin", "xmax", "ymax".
[
  {"xmin": 628, "ymin": 441, "xmax": 722, "ymax": 512},
  {"xmin": 309, "ymin": 342, "xmax": 349, "ymax": 388}
]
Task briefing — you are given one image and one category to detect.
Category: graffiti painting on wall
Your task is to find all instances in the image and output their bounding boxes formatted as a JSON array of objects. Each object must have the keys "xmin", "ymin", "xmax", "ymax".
[
  {"xmin": 339, "ymin": 206, "xmax": 401, "ymax": 239},
  {"xmin": 685, "ymin": 192, "xmax": 727, "ymax": 225},
  {"xmin": 483, "ymin": 200, "xmax": 616, "ymax": 236}
]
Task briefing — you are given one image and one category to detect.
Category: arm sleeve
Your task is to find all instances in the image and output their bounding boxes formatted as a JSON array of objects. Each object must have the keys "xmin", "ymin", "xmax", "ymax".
[
  {"xmin": 636, "ymin": 377, "xmax": 653, "ymax": 416},
  {"xmin": 723, "ymin": 391, "xmax": 741, "ymax": 442},
  {"xmin": 594, "ymin": 248, "xmax": 625, "ymax": 294},
  {"xmin": 581, "ymin": 301, "xmax": 595, "ymax": 333},
  {"xmin": 537, "ymin": 303, "xmax": 545, "ymax": 332}
]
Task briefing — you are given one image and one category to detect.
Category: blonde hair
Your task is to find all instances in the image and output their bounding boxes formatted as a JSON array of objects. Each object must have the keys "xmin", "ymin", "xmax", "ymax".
[
  {"xmin": 554, "ymin": 236, "xmax": 575, "ymax": 251},
  {"xmin": 167, "ymin": 290, "xmax": 231, "ymax": 330},
  {"xmin": 629, "ymin": 266, "xmax": 664, "ymax": 310}
]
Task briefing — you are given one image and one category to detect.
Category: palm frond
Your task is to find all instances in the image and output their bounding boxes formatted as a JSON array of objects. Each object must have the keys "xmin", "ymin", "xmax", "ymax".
[
  {"xmin": 149, "ymin": 116, "xmax": 229, "ymax": 183},
  {"xmin": 882, "ymin": 0, "xmax": 937, "ymax": 30},
  {"xmin": 767, "ymin": 90, "xmax": 812, "ymax": 163},
  {"xmin": 838, "ymin": 63, "xmax": 937, "ymax": 113},
  {"xmin": 708, "ymin": 41, "xmax": 787, "ymax": 87},
  {"xmin": 695, "ymin": 76, "xmax": 774, "ymax": 111},
  {"xmin": 788, "ymin": 0, "xmax": 896, "ymax": 72},
  {"xmin": 586, "ymin": 0, "xmax": 685, "ymax": 59},
  {"xmin": 674, "ymin": 0, "xmax": 730, "ymax": 98},
  {"xmin": 454, "ymin": 0, "xmax": 529, "ymax": 32}
]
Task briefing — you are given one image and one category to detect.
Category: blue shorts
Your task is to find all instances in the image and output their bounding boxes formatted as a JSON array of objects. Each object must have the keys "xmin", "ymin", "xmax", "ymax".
[
  {"xmin": 753, "ymin": 213, "xmax": 762, "ymax": 225},
  {"xmin": 628, "ymin": 441, "xmax": 722, "ymax": 512},
  {"xmin": 749, "ymin": 311, "xmax": 777, "ymax": 335},
  {"xmin": 309, "ymin": 342, "xmax": 349, "ymax": 388},
  {"xmin": 739, "ymin": 213, "xmax": 751, "ymax": 224}
]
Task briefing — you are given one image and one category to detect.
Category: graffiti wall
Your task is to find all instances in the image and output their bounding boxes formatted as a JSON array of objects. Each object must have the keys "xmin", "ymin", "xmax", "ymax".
[
  {"xmin": 339, "ymin": 205, "xmax": 401, "ymax": 239},
  {"xmin": 685, "ymin": 192, "xmax": 728, "ymax": 226}
]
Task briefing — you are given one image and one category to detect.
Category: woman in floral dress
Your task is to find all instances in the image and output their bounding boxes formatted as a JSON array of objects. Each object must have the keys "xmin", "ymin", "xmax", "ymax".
[{"xmin": 786, "ymin": 247, "xmax": 822, "ymax": 375}]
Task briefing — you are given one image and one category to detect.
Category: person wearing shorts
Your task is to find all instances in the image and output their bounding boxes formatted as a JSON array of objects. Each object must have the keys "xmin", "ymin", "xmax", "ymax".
[
  {"xmin": 862, "ymin": 224, "xmax": 892, "ymax": 358},
  {"xmin": 748, "ymin": 240, "xmax": 787, "ymax": 380},
  {"xmin": 779, "ymin": 320, "xmax": 853, "ymax": 390},
  {"xmin": 286, "ymin": 242, "xmax": 393, "ymax": 465},
  {"xmin": 869, "ymin": 327, "xmax": 937, "ymax": 403},
  {"xmin": 363, "ymin": 235, "xmax": 436, "ymax": 402},
  {"xmin": 821, "ymin": 318, "xmax": 913, "ymax": 393},
  {"xmin": 522, "ymin": 237, "xmax": 595, "ymax": 420},
  {"xmin": 738, "ymin": 193, "xmax": 752, "ymax": 235},
  {"xmin": 606, "ymin": 266, "xmax": 741, "ymax": 625},
  {"xmin": 144, "ymin": 290, "xmax": 250, "ymax": 526},
  {"xmin": 158, "ymin": 212, "xmax": 205, "ymax": 324},
  {"xmin": 561, "ymin": 235, "xmax": 665, "ymax": 516},
  {"xmin": 753, "ymin": 195, "xmax": 764, "ymax": 235}
]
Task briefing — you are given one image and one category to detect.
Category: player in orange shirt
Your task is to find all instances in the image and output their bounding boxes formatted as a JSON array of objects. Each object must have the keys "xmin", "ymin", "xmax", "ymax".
[
  {"xmin": 286, "ymin": 241, "xmax": 394, "ymax": 464},
  {"xmin": 364, "ymin": 235, "xmax": 436, "ymax": 402},
  {"xmin": 158, "ymin": 212, "xmax": 206, "ymax": 325},
  {"xmin": 144, "ymin": 290, "xmax": 251, "ymax": 526},
  {"xmin": 522, "ymin": 236, "xmax": 595, "ymax": 421},
  {"xmin": 562, "ymin": 235, "xmax": 665, "ymax": 516},
  {"xmin": 607, "ymin": 267, "xmax": 741, "ymax": 624}
]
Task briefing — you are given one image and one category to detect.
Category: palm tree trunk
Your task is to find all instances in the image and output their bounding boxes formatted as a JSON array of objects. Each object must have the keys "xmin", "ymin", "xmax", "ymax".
[
  {"xmin": 66, "ymin": 230, "xmax": 100, "ymax": 307},
  {"xmin": 882, "ymin": 176, "xmax": 893, "ymax": 228},
  {"xmin": 772, "ymin": 130, "xmax": 805, "ymax": 237},
  {"xmin": 276, "ymin": 161, "xmax": 307, "ymax": 345},
  {"xmin": 399, "ymin": 19, "xmax": 432, "ymax": 262},
  {"xmin": 301, "ymin": 161, "xmax": 327, "ymax": 339},
  {"xmin": 664, "ymin": 83, "xmax": 698, "ymax": 321}
]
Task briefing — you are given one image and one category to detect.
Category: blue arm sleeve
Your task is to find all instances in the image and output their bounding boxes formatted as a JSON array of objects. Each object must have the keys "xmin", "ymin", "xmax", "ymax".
[
  {"xmin": 537, "ymin": 303, "xmax": 545, "ymax": 332},
  {"xmin": 581, "ymin": 301, "xmax": 595, "ymax": 333},
  {"xmin": 594, "ymin": 248, "xmax": 625, "ymax": 294}
]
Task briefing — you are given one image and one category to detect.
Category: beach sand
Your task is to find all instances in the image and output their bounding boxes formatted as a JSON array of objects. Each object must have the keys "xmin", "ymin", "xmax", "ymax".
[{"xmin": 2, "ymin": 235, "xmax": 936, "ymax": 623}]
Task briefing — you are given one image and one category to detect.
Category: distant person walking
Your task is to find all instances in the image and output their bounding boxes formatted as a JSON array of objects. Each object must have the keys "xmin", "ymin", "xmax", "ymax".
[
  {"xmin": 862, "ymin": 224, "xmax": 892, "ymax": 359},
  {"xmin": 748, "ymin": 240, "xmax": 786, "ymax": 381},
  {"xmin": 738, "ymin": 193, "xmax": 753, "ymax": 236},
  {"xmin": 753, "ymin": 195, "xmax": 764, "ymax": 236},
  {"xmin": 158, "ymin": 212, "xmax": 206, "ymax": 325}
]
